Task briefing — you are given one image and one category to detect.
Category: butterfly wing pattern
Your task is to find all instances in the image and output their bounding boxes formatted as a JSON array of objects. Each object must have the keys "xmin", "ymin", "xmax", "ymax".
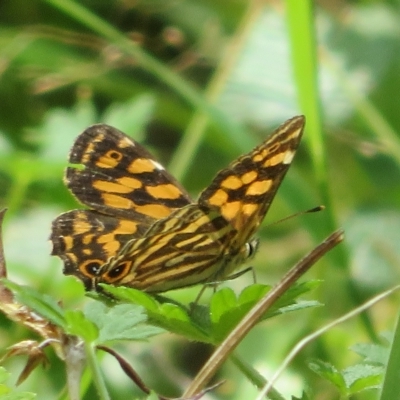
[
  {"xmin": 51, "ymin": 116, "xmax": 305, "ymax": 292},
  {"xmin": 50, "ymin": 124, "xmax": 192, "ymax": 289}
]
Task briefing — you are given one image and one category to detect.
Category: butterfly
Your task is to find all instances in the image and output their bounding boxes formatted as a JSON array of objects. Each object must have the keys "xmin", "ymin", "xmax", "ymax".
[{"xmin": 50, "ymin": 116, "xmax": 305, "ymax": 293}]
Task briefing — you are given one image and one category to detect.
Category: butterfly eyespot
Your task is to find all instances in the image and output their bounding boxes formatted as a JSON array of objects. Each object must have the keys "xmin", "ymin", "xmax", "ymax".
[
  {"xmin": 106, "ymin": 150, "xmax": 122, "ymax": 161},
  {"xmin": 104, "ymin": 260, "xmax": 132, "ymax": 282},
  {"xmin": 80, "ymin": 259, "xmax": 104, "ymax": 278}
]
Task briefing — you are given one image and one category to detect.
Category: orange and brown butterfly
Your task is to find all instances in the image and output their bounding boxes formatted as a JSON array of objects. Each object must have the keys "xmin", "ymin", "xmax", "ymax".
[{"xmin": 50, "ymin": 116, "xmax": 305, "ymax": 293}]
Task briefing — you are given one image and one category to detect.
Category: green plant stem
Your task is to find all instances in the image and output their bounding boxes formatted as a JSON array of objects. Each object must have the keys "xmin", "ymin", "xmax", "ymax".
[
  {"xmin": 230, "ymin": 353, "xmax": 285, "ymax": 400},
  {"xmin": 380, "ymin": 307, "xmax": 400, "ymax": 400},
  {"xmin": 168, "ymin": 0, "xmax": 265, "ymax": 181},
  {"xmin": 85, "ymin": 342, "xmax": 110, "ymax": 400},
  {"xmin": 285, "ymin": 0, "xmax": 335, "ymax": 235},
  {"xmin": 285, "ymin": 0, "xmax": 379, "ymax": 343},
  {"xmin": 44, "ymin": 0, "xmax": 242, "ymax": 139}
]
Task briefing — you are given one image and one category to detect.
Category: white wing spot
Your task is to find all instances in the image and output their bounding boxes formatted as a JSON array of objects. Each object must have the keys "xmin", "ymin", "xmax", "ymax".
[
  {"xmin": 283, "ymin": 150, "xmax": 295, "ymax": 164},
  {"xmin": 151, "ymin": 160, "xmax": 165, "ymax": 170},
  {"xmin": 120, "ymin": 137, "xmax": 135, "ymax": 147}
]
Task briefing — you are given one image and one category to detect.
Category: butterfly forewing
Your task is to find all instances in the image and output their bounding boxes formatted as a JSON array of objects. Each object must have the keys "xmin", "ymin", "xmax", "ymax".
[
  {"xmin": 67, "ymin": 124, "xmax": 192, "ymax": 221},
  {"xmin": 199, "ymin": 116, "xmax": 304, "ymax": 245}
]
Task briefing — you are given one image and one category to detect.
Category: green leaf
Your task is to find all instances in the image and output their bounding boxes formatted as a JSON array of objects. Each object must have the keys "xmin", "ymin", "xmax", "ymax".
[
  {"xmin": 351, "ymin": 341, "xmax": 390, "ymax": 365},
  {"xmin": 344, "ymin": 364, "xmax": 383, "ymax": 394},
  {"xmin": 209, "ymin": 282, "xmax": 319, "ymax": 343},
  {"xmin": 237, "ymin": 283, "xmax": 271, "ymax": 304},
  {"xmin": 65, "ymin": 310, "xmax": 98, "ymax": 342},
  {"xmin": 153, "ymin": 302, "xmax": 210, "ymax": 343},
  {"xmin": 308, "ymin": 359, "xmax": 347, "ymax": 394},
  {"xmin": 102, "ymin": 286, "xmax": 211, "ymax": 342},
  {"xmin": 2, "ymin": 280, "xmax": 66, "ymax": 329},
  {"xmin": 292, "ymin": 392, "xmax": 311, "ymax": 400},
  {"xmin": 209, "ymin": 287, "xmax": 238, "ymax": 324},
  {"xmin": 0, "ymin": 368, "xmax": 36, "ymax": 399},
  {"xmin": 263, "ymin": 281, "xmax": 322, "ymax": 318},
  {"xmin": 101, "ymin": 285, "xmax": 158, "ymax": 312},
  {"xmin": 102, "ymin": 282, "xmax": 320, "ymax": 344},
  {"xmin": 84, "ymin": 302, "xmax": 163, "ymax": 343}
]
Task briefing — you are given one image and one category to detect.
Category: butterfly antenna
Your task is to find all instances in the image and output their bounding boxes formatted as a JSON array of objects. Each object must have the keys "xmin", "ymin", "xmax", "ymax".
[{"xmin": 268, "ymin": 205, "xmax": 325, "ymax": 227}]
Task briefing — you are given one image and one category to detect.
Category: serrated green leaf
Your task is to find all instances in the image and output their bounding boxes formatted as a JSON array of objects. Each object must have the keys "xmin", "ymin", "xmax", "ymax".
[
  {"xmin": 237, "ymin": 283, "xmax": 270, "ymax": 305},
  {"xmin": 210, "ymin": 287, "xmax": 238, "ymax": 324},
  {"xmin": 101, "ymin": 285, "xmax": 158, "ymax": 312},
  {"xmin": 3, "ymin": 280, "xmax": 66, "ymax": 329},
  {"xmin": 159, "ymin": 303, "xmax": 190, "ymax": 322},
  {"xmin": 101, "ymin": 285, "xmax": 211, "ymax": 342},
  {"xmin": 278, "ymin": 300, "xmax": 322, "ymax": 314},
  {"xmin": 344, "ymin": 364, "xmax": 383, "ymax": 394},
  {"xmin": 351, "ymin": 342, "xmax": 389, "ymax": 365},
  {"xmin": 308, "ymin": 359, "xmax": 347, "ymax": 393},
  {"xmin": 84, "ymin": 302, "xmax": 163, "ymax": 343},
  {"xmin": 65, "ymin": 310, "xmax": 98, "ymax": 342},
  {"xmin": 263, "ymin": 281, "xmax": 321, "ymax": 319},
  {"xmin": 154, "ymin": 303, "xmax": 210, "ymax": 343},
  {"xmin": 188, "ymin": 303, "xmax": 212, "ymax": 332},
  {"xmin": 207, "ymin": 282, "xmax": 319, "ymax": 343},
  {"xmin": 292, "ymin": 391, "xmax": 311, "ymax": 400}
]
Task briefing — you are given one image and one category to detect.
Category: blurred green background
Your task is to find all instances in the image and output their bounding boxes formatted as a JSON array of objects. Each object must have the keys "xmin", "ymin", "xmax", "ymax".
[{"xmin": 0, "ymin": 0, "xmax": 399, "ymax": 399}]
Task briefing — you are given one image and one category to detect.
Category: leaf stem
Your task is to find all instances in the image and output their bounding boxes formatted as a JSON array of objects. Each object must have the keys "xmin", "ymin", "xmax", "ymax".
[
  {"xmin": 168, "ymin": 0, "xmax": 265, "ymax": 181},
  {"xmin": 84, "ymin": 342, "xmax": 110, "ymax": 400}
]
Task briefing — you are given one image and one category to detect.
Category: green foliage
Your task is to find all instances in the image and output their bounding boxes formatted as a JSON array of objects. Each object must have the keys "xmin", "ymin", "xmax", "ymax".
[
  {"xmin": 83, "ymin": 302, "xmax": 164, "ymax": 344},
  {"xmin": 0, "ymin": 367, "xmax": 36, "ymax": 399},
  {"xmin": 0, "ymin": 0, "xmax": 399, "ymax": 399},
  {"xmin": 103, "ymin": 282, "xmax": 321, "ymax": 344},
  {"xmin": 308, "ymin": 334, "xmax": 394, "ymax": 397},
  {"xmin": 3, "ymin": 280, "xmax": 66, "ymax": 329}
]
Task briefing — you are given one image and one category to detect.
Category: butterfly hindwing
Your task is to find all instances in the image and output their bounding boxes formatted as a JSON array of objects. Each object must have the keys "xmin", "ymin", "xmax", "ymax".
[
  {"xmin": 97, "ymin": 205, "xmax": 236, "ymax": 292},
  {"xmin": 50, "ymin": 209, "xmax": 147, "ymax": 288}
]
